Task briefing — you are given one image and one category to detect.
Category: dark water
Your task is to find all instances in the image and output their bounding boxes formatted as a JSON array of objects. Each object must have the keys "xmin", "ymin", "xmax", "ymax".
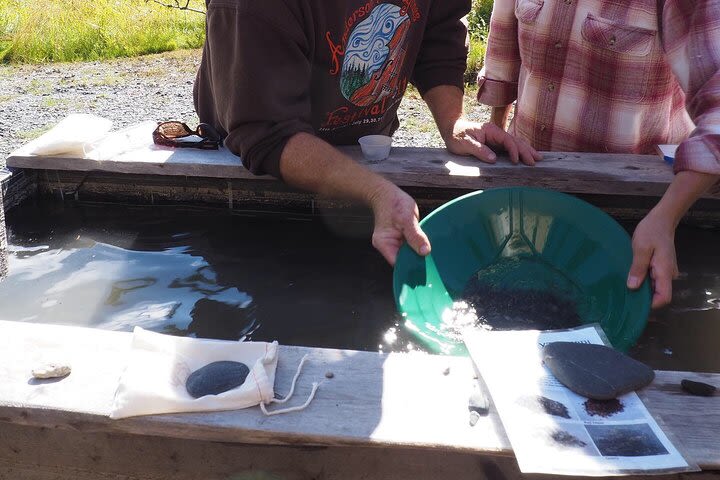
[{"xmin": 1, "ymin": 200, "xmax": 719, "ymax": 372}]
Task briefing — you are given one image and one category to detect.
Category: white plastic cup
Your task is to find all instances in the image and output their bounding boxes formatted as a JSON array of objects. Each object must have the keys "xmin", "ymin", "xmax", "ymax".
[{"xmin": 358, "ymin": 135, "xmax": 392, "ymax": 162}]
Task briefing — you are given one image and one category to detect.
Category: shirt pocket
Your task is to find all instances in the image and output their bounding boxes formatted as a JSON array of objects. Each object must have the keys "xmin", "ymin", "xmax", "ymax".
[
  {"xmin": 516, "ymin": 0, "xmax": 544, "ymax": 23},
  {"xmin": 515, "ymin": 0, "xmax": 545, "ymax": 72},
  {"xmin": 580, "ymin": 13, "xmax": 660, "ymax": 103}
]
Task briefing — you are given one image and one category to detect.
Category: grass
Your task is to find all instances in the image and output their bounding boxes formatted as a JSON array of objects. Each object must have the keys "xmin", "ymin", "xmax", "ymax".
[
  {"xmin": 465, "ymin": 0, "xmax": 492, "ymax": 80},
  {"xmin": 18, "ymin": 125, "xmax": 52, "ymax": 140},
  {"xmin": 466, "ymin": 36, "xmax": 487, "ymax": 82},
  {"xmin": 0, "ymin": 0, "xmax": 206, "ymax": 63},
  {"xmin": 0, "ymin": 0, "xmax": 491, "ymax": 82}
]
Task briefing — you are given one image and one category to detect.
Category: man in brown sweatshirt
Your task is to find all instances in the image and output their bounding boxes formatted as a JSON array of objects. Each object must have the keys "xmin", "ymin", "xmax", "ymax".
[{"xmin": 195, "ymin": 0, "xmax": 539, "ymax": 265}]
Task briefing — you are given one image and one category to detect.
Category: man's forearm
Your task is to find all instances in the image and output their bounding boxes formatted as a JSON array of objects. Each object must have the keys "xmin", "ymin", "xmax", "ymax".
[
  {"xmin": 422, "ymin": 85, "xmax": 464, "ymax": 143},
  {"xmin": 279, "ymin": 132, "xmax": 392, "ymax": 206},
  {"xmin": 652, "ymin": 171, "xmax": 719, "ymax": 227}
]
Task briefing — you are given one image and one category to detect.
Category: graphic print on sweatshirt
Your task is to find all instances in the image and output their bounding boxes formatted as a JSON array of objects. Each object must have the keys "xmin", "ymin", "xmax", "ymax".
[{"xmin": 321, "ymin": 1, "xmax": 421, "ymax": 132}]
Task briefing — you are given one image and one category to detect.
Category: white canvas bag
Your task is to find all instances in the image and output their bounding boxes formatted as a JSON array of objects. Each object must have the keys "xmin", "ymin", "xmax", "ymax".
[{"xmin": 110, "ymin": 327, "xmax": 318, "ymax": 419}]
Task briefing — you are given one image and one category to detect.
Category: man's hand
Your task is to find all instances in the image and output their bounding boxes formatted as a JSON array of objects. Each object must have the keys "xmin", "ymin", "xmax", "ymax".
[
  {"xmin": 446, "ymin": 119, "xmax": 542, "ymax": 166},
  {"xmin": 422, "ymin": 86, "xmax": 541, "ymax": 166},
  {"xmin": 280, "ymin": 133, "xmax": 431, "ymax": 266},
  {"xmin": 369, "ymin": 182, "xmax": 431, "ymax": 266},
  {"xmin": 627, "ymin": 211, "xmax": 679, "ymax": 309}
]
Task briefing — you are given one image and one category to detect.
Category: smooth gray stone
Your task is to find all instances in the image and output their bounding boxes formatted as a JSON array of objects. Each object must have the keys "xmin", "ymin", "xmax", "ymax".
[
  {"xmin": 186, "ymin": 361, "xmax": 250, "ymax": 399},
  {"xmin": 542, "ymin": 342, "xmax": 654, "ymax": 400}
]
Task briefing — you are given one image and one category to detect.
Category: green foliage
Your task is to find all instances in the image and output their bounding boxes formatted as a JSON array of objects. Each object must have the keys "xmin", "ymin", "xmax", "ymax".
[
  {"xmin": 0, "ymin": 0, "xmax": 206, "ymax": 63},
  {"xmin": 468, "ymin": 0, "xmax": 493, "ymax": 40},
  {"xmin": 466, "ymin": 37, "xmax": 486, "ymax": 82},
  {"xmin": 465, "ymin": 0, "xmax": 493, "ymax": 81}
]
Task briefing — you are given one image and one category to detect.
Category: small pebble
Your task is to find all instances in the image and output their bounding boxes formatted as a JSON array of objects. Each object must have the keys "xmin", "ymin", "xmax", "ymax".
[
  {"xmin": 443, "ymin": 367, "xmax": 450, "ymax": 376},
  {"xmin": 32, "ymin": 364, "xmax": 71, "ymax": 379},
  {"xmin": 325, "ymin": 371, "xmax": 335, "ymax": 379},
  {"xmin": 469, "ymin": 410, "xmax": 480, "ymax": 427},
  {"xmin": 468, "ymin": 391, "xmax": 489, "ymax": 416},
  {"xmin": 681, "ymin": 379, "xmax": 717, "ymax": 397}
]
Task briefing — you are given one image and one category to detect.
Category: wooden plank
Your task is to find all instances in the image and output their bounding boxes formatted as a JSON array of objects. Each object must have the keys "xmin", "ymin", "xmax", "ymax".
[
  {"xmin": 9, "ymin": 140, "xmax": 720, "ymax": 200},
  {"xmin": 0, "ymin": 320, "xmax": 508, "ymax": 453},
  {"xmin": 1, "ymin": 169, "xmax": 37, "ymax": 211},
  {"xmin": 23, "ymin": 169, "xmax": 720, "ymax": 229},
  {"xmin": 2, "ymin": 423, "xmax": 717, "ymax": 480},
  {"xmin": 1, "ymin": 320, "xmax": 719, "ymax": 469}
]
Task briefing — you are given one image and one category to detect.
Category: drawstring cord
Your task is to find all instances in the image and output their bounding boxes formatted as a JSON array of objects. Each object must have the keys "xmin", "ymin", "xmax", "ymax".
[{"xmin": 260, "ymin": 354, "xmax": 321, "ymax": 416}]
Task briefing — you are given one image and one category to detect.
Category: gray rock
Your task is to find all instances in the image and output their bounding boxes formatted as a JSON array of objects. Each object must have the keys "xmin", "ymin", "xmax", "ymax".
[
  {"xmin": 542, "ymin": 342, "xmax": 654, "ymax": 400},
  {"xmin": 468, "ymin": 391, "xmax": 489, "ymax": 416},
  {"xmin": 186, "ymin": 361, "xmax": 250, "ymax": 399}
]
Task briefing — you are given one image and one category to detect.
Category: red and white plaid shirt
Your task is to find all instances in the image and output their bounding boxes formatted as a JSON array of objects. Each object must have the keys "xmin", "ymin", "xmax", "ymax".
[{"xmin": 477, "ymin": 0, "xmax": 720, "ymax": 175}]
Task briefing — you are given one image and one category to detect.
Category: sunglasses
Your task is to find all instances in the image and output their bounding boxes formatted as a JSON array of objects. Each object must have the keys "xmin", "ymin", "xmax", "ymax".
[{"xmin": 152, "ymin": 121, "xmax": 222, "ymax": 150}]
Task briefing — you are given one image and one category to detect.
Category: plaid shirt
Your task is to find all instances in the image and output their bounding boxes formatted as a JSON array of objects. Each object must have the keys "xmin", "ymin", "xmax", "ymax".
[{"xmin": 477, "ymin": 0, "xmax": 720, "ymax": 175}]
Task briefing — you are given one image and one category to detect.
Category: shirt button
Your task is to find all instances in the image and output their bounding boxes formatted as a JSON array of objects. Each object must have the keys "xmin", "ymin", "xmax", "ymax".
[
  {"xmin": 539, "ymin": 124, "xmax": 547, "ymax": 132},
  {"xmin": 554, "ymin": 41, "xmax": 563, "ymax": 49},
  {"xmin": 547, "ymin": 83, "xmax": 555, "ymax": 92},
  {"xmin": 609, "ymin": 36, "xmax": 617, "ymax": 46}
]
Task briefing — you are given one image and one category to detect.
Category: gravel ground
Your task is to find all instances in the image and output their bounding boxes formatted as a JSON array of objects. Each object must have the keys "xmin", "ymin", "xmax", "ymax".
[{"xmin": 0, "ymin": 49, "xmax": 490, "ymax": 166}]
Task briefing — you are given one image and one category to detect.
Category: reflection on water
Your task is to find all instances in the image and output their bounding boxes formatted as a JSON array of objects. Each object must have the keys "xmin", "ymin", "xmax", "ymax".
[
  {"xmin": 1, "ymin": 200, "xmax": 719, "ymax": 372},
  {"xmin": 628, "ymin": 224, "xmax": 720, "ymax": 373},
  {"xmin": 0, "ymin": 201, "xmax": 395, "ymax": 349}
]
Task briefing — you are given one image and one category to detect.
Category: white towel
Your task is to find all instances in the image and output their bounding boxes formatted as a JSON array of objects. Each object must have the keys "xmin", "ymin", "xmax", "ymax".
[{"xmin": 28, "ymin": 114, "xmax": 113, "ymax": 156}]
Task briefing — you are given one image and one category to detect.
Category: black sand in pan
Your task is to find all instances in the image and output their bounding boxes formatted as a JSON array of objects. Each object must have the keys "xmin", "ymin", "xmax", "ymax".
[{"xmin": 461, "ymin": 278, "xmax": 582, "ymax": 331}]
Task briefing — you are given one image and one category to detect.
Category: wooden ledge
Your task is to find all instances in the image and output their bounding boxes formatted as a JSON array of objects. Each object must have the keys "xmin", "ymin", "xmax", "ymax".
[
  {"xmin": 1, "ymin": 320, "xmax": 719, "ymax": 469},
  {"xmin": 8, "ymin": 140, "xmax": 720, "ymax": 201}
]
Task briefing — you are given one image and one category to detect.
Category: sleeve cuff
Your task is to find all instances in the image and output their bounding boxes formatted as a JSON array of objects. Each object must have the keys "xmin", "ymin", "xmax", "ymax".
[
  {"xmin": 413, "ymin": 67, "xmax": 466, "ymax": 96},
  {"xmin": 673, "ymin": 134, "xmax": 720, "ymax": 175},
  {"xmin": 226, "ymin": 121, "xmax": 315, "ymax": 180},
  {"xmin": 477, "ymin": 75, "xmax": 518, "ymax": 107}
]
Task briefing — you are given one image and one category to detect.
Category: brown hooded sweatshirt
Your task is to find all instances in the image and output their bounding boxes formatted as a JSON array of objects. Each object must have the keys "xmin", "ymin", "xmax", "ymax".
[{"xmin": 194, "ymin": 0, "xmax": 470, "ymax": 178}]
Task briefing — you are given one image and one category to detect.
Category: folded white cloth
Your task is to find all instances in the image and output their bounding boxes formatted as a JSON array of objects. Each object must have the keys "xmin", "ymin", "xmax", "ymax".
[
  {"xmin": 110, "ymin": 328, "xmax": 279, "ymax": 419},
  {"xmin": 85, "ymin": 121, "xmax": 157, "ymax": 160},
  {"xmin": 28, "ymin": 114, "xmax": 113, "ymax": 156}
]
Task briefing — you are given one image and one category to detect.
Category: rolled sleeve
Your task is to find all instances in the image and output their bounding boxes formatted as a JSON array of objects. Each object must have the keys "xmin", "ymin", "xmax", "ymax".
[
  {"xmin": 663, "ymin": 0, "xmax": 720, "ymax": 175},
  {"xmin": 476, "ymin": 0, "xmax": 521, "ymax": 107},
  {"xmin": 477, "ymin": 69, "xmax": 518, "ymax": 106},
  {"xmin": 411, "ymin": 0, "xmax": 471, "ymax": 95}
]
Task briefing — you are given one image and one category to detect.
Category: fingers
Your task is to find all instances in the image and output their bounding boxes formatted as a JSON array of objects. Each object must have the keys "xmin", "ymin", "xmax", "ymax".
[
  {"xmin": 471, "ymin": 123, "xmax": 517, "ymax": 164},
  {"xmin": 650, "ymin": 261, "xmax": 673, "ymax": 309},
  {"xmin": 372, "ymin": 234, "xmax": 401, "ymax": 267},
  {"xmin": 517, "ymin": 138, "xmax": 543, "ymax": 166},
  {"xmin": 627, "ymin": 243, "xmax": 652, "ymax": 290},
  {"xmin": 466, "ymin": 123, "xmax": 541, "ymax": 166},
  {"xmin": 403, "ymin": 218, "xmax": 431, "ymax": 257},
  {"xmin": 372, "ymin": 222, "xmax": 430, "ymax": 267},
  {"xmin": 371, "ymin": 190, "xmax": 430, "ymax": 266},
  {"xmin": 627, "ymin": 240, "xmax": 675, "ymax": 308},
  {"xmin": 462, "ymin": 135, "xmax": 498, "ymax": 164}
]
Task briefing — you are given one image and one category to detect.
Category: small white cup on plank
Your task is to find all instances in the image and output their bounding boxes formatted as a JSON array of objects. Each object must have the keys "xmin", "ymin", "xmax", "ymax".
[{"xmin": 358, "ymin": 135, "xmax": 392, "ymax": 162}]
